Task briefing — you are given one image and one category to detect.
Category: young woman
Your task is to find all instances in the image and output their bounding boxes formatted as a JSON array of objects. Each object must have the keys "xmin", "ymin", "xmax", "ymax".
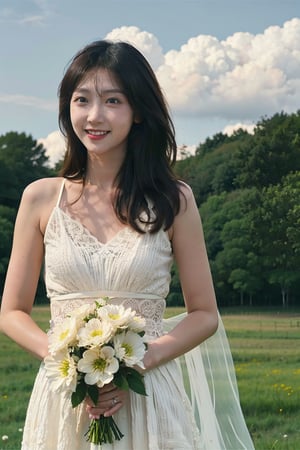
[{"xmin": 0, "ymin": 40, "xmax": 254, "ymax": 449}]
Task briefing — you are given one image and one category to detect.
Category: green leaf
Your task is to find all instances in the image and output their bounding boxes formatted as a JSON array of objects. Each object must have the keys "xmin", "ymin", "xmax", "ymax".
[
  {"xmin": 71, "ymin": 382, "xmax": 87, "ymax": 408},
  {"xmin": 126, "ymin": 369, "xmax": 147, "ymax": 396},
  {"xmin": 113, "ymin": 371, "xmax": 129, "ymax": 391},
  {"xmin": 87, "ymin": 384, "xmax": 99, "ymax": 406}
]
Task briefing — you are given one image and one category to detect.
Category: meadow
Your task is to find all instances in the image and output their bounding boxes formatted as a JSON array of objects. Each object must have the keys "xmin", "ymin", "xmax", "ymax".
[{"xmin": 0, "ymin": 306, "xmax": 299, "ymax": 450}]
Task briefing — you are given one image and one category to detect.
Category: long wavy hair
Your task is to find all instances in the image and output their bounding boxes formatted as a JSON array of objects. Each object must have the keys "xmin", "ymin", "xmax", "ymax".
[{"xmin": 58, "ymin": 40, "xmax": 181, "ymax": 233}]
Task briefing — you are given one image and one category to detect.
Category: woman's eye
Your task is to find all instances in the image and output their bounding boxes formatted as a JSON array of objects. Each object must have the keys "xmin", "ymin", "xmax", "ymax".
[
  {"xmin": 106, "ymin": 98, "xmax": 120, "ymax": 104},
  {"xmin": 74, "ymin": 96, "xmax": 87, "ymax": 103}
]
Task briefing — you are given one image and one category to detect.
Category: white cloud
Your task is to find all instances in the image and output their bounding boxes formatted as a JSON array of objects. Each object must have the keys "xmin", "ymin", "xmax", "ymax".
[
  {"xmin": 0, "ymin": 0, "xmax": 52, "ymax": 26},
  {"xmin": 0, "ymin": 94, "xmax": 57, "ymax": 111},
  {"xmin": 18, "ymin": 15, "xmax": 45, "ymax": 26},
  {"xmin": 177, "ymin": 144, "xmax": 197, "ymax": 160},
  {"xmin": 106, "ymin": 19, "xmax": 300, "ymax": 122},
  {"xmin": 223, "ymin": 122, "xmax": 256, "ymax": 136},
  {"xmin": 159, "ymin": 18, "xmax": 300, "ymax": 120},
  {"xmin": 38, "ymin": 130, "xmax": 66, "ymax": 167},
  {"xmin": 33, "ymin": 19, "xmax": 300, "ymax": 150},
  {"xmin": 105, "ymin": 26, "xmax": 164, "ymax": 70}
]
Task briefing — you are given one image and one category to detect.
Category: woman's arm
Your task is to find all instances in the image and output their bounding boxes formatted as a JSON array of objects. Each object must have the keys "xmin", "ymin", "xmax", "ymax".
[
  {"xmin": 144, "ymin": 183, "xmax": 218, "ymax": 370},
  {"xmin": 0, "ymin": 181, "xmax": 53, "ymax": 360}
]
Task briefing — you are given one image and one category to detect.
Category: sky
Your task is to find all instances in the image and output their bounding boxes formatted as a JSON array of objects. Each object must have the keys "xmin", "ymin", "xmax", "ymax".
[{"xmin": 0, "ymin": 0, "xmax": 300, "ymax": 165}]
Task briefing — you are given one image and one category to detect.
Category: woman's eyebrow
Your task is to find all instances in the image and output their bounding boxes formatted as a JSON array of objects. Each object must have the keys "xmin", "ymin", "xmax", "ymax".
[
  {"xmin": 100, "ymin": 88, "xmax": 125, "ymax": 95},
  {"xmin": 73, "ymin": 87, "xmax": 125, "ymax": 95}
]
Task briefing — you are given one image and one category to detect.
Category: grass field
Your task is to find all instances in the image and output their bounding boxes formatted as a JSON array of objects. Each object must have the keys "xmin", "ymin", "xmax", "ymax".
[
  {"xmin": 0, "ymin": 306, "xmax": 300, "ymax": 449},
  {"xmin": 222, "ymin": 312, "xmax": 300, "ymax": 450}
]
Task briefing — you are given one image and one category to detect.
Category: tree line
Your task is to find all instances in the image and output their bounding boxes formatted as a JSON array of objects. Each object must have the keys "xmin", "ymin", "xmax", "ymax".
[
  {"xmin": 0, "ymin": 111, "xmax": 299, "ymax": 307},
  {"xmin": 0, "ymin": 132, "xmax": 56, "ymax": 302},
  {"xmin": 171, "ymin": 111, "xmax": 300, "ymax": 308}
]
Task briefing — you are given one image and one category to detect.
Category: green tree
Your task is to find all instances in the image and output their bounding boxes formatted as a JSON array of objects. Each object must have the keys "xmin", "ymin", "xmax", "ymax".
[
  {"xmin": 167, "ymin": 263, "xmax": 184, "ymax": 306},
  {"xmin": 173, "ymin": 113, "xmax": 300, "ymax": 307},
  {"xmin": 0, "ymin": 131, "xmax": 52, "ymax": 208},
  {"xmin": 235, "ymin": 111, "xmax": 300, "ymax": 189},
  {"xmin": 200, "ymin": 192, "xmax": 229, "ymax": 259},
  {"xmin": 0, "ymin": 206, "xmax": 15, "ymax": 292},
  {"xmin": 200, "ymin": 190, "xmax": 259, "ymax": 305},
  {"xmin": 251, "ymin": 172, "xmax": 300, "ymax": 306},
  {"xmin": 0, "ymin": 131, "xmax": 54, "ymax": 298},
  {"xmin": 175, "ymin": 130, "xmax": 250, "ymax": 204},
  {"xmin": 216, "ymin": 216, "xmax": 263, "ymax": 306}
]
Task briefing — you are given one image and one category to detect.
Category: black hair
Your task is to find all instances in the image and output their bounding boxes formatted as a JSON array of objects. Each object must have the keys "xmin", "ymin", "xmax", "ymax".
[{"xmin": 58, "ymin": 40, "xmax": 181, "ymax": 233}]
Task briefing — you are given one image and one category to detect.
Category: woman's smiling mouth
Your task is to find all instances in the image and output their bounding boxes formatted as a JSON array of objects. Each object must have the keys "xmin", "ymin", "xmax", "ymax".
[{"xmin": 86, "ymin": 130, "xmax": 110, "ymax": 139}]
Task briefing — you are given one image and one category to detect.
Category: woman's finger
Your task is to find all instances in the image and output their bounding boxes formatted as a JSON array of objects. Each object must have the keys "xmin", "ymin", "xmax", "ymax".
[{"xmin": 85, "ymin": 387, "xmax": 128, "ymax": 418}]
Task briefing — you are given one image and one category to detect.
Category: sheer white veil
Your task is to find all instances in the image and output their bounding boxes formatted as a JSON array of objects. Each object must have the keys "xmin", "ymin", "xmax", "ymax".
[{"xmin": 163, "ymin": 312, "xmax": 255, "ymax": 450}]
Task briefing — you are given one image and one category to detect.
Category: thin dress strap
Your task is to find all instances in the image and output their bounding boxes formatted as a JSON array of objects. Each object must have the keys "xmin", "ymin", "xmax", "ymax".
[{"xmin": 56, "ymin": 178, "xmax": 65, "ymax": 207}]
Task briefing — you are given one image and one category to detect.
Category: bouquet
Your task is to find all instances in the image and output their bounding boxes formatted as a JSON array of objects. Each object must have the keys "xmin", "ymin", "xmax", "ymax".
[{"xmin": 44, "ymin": 298, "xmax": 147, "ymax": 445}]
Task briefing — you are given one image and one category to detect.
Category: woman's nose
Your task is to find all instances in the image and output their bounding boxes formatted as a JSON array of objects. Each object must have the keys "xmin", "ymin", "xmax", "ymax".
[{"xmin": 87, "ymin": 100, "xmax": 104, "ymax": 122}]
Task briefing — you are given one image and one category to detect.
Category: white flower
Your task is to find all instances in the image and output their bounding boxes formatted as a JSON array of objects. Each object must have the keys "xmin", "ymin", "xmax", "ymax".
[
  {"xmin": 95, "ymin": 297, "xmax": 108, "ymax": 307},
  {"xmin": 77, "ymin": 347, "xmax": 119, "ymax": 387},
  {"xmin": 127, "ymin": 314, "xmax": 146, "ymax": 333},
  {"xmin": 113, "ymin": 331, "xmax": 146, "ymax": 368},
  {"xmin": 48, "ymin": 317, "xmax": 78, "ymax": 354},
  {"xmin": 2, "ymin": 435, "xmax": 8, "ymax": 441},
  {"xmin": 77, "ymin": 318, "xmax": 113, "ymax": 348},
  {"xmin": 44, "ymin": 351, "xmax": 78, "ymax": 393},
  {"xmin": 97, "ymin": 304, "xmax": 136, "ymax": 331},
  {"xmin": 69, "ymin": 303, "xmax": 96, "ymax": 324}
]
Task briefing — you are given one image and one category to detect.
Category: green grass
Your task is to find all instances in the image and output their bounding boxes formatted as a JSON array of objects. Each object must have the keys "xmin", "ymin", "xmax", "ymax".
[
  {"xmin": 1, "ymin": 306, "xmax": 300, "ymax": 449},
  {"xmin": 221, "ymin": 313, "xmax": 300, "ymax": 450},
  {"xmin": 0, "ymin": 307, "xmax": 48, "ymax": 450}
]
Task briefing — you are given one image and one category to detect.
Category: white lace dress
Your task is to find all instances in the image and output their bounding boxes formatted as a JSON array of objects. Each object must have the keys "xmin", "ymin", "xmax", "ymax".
[{"xmin": 21, "ymin": 181, "xmax": 255, "ymax": 450}]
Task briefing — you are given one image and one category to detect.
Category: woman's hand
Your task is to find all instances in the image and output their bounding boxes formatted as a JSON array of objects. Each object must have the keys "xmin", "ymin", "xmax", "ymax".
[{"xmin": 85, "ymin": 382, "xmax": 128, "ymax": 418}]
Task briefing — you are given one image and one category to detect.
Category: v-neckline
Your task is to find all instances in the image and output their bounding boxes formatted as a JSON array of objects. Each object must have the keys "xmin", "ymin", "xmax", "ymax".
[{"xmin": 56, "ymin": 206, "xmax": 133, "ymax": 247}]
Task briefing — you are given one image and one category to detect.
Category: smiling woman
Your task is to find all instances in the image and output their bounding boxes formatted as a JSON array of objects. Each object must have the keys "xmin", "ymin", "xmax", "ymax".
[
  {"xmin": 69, "ymin": 69, "xmax": 137, "ymax": 162},
  {"xmin": 0, "ymin": 39, "xmax": 254, "ymax": 450}
]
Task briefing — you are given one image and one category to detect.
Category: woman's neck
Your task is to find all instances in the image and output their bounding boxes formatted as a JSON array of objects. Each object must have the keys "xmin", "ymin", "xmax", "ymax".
[{"xmin": 84, "ymin": 154, "xmax": 123, "ymax": 191}]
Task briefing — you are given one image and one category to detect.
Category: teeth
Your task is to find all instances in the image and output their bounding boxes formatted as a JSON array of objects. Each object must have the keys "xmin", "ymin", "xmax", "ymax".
[{"xmin": 87, "ymin": 130, "xmax": 108, "ymax": 136}]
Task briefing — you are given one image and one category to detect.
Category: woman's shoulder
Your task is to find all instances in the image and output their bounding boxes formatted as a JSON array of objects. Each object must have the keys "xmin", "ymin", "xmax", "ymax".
[
  {"xmin": 167, "ymin": 181, "xmax": 196, "ymax": 240},
  {"xmin": 176, "ymin": 180, "xmax": 197, "ymax": 213},
  {"xmin": 20, "ymin": 177, "xmax": 65, "ymax": 234},
  {"xmin": 177, "ymin": 180, "xmax": 194, "ymax": 199},
  {"xmin": 22, "ymin": 177, "xmax": 64, "ymax": 206}
]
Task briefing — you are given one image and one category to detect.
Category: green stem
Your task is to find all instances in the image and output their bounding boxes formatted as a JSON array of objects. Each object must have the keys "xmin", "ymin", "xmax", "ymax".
[{"xmin": 85, "ymin": 416, "xmax": 124, "ymax": 445}]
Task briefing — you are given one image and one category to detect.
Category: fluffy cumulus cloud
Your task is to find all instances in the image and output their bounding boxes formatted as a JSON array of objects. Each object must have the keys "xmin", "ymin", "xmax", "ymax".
[
  {"xmin": 38, "ymin": 130, "xmax": 66, "ymax": 167},
  {"xmin": 37, "ymin": 19, "xmax": 300, "ymax": 150},
  {"xmin": 223, "ymin": 122, "xmax": 256, "ymax": 136},
  {"xmin": 106, "ymin": 19, "xmax": 300, "ymax": 123},
  {"xmin": 105, "ymin": 26, "xmax": 164, "ymax": 70}
]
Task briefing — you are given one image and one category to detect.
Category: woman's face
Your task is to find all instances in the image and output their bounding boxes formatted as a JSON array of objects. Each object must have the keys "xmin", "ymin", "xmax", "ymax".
[{"xmin": 70, "ymin": 68, "xmax": 136, "ymax": 161}]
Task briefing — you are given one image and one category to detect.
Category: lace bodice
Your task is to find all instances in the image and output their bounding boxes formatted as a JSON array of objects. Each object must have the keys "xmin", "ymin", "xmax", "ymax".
[{"xmin": 44, "ymin": 202, "xmax": 173, "ymax": 338}]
